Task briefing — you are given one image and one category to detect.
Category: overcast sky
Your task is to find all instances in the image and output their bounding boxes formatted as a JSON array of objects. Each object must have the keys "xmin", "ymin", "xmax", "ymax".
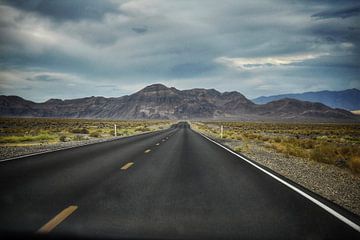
[{"xmin": 0, "ymin": 0, "xmax": 359, "ymax": 102}]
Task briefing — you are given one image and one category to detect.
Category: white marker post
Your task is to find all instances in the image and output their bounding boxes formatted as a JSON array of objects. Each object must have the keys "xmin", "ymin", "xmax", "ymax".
[
  {"xmin": 220, "ymin": 125, "xmax": 223, "ymax": 138},
  {"xmin": 114, "ymin": 124, "xmax": 117, "ymax": 137}
]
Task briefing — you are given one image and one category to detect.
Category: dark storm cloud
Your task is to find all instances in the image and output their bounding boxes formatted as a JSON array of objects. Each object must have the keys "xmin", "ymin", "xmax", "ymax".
[
  {"xmin": 312, "ymin": 6, "xmax": 360, "ymax": 19},
  {"xmin": 1, "ymin": 0, "xmax": 119, "ymax": 21}
]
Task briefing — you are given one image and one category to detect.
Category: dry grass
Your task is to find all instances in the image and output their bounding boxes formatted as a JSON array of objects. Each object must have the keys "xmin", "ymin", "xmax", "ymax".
[
  {"xmin": 349, "ymin": 156, "xmax": 360, "ymax": 173},
  {"xmin": 193, "ymin": 121, "xmax": 360, "ymax": 173},
  {"xmin": 0, "ymin": 117, "xmax": 172, "ymax": 145}
]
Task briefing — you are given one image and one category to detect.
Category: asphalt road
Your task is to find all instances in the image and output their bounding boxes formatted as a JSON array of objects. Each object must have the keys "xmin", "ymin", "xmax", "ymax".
[{"xmin": 0, "ymin": 122, "xmax": 359, "ymax": 239}]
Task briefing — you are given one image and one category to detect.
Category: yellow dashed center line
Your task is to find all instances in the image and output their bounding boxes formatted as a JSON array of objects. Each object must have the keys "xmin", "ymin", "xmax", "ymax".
[
  {"xmin": 37, "ymin": 205, "xmax": 78, "ymax": 234},
  {"xmin": 144, "ymin": 149, "xmax": 151, "ymax": 153},
  {"xmin": 121, "ymin": 162, "xmax": 134, "ymax": 170}
]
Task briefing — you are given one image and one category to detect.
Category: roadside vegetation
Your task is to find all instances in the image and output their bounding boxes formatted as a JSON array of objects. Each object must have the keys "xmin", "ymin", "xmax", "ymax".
[
  {"xmin": 193, "ymin": 121, "xmax": 360, "ymax": 173},
  {"xmin": 0, "ymin": 117, "xmax": 171, "ymax": 145}
]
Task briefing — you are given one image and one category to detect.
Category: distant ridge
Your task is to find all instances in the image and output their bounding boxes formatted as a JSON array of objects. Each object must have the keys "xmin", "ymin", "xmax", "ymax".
[
  {"xmin": 0, "ymin": 84, "xmax": 357, "ymax": 121},
  {"xmin": 252, "ymin": 88, "xmax": 360, "ymax": 111}
]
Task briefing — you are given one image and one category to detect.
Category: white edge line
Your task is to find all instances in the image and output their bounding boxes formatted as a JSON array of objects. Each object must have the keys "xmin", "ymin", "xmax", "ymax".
[
  {"xmin": 196, "ymin": 130, "xmax": 360, "ymax": 232},
  {"xmin": 0, "ymin": 129, "xmax": 168, "ymax": 163}
]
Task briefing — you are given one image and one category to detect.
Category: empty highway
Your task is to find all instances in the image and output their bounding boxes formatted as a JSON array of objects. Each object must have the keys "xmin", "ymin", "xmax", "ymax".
[{"xmin": 0, "ymin": 122, "xmax": 359, "ymax": 239}]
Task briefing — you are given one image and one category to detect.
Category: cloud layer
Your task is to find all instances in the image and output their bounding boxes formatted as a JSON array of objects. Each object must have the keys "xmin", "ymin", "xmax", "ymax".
[
  {"xmin": 215, "ymin": 53, "xmax": 329, "ymax": 70},
  {"xmin": 0, "ymin": 0, "xmax": 359, "ymax": 101}
]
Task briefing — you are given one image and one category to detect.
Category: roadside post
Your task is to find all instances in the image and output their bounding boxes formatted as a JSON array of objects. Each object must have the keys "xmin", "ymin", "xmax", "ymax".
[
  {"xmin": 114, "ymin": 124, "xmax": 117, "ymax": 137},
  {"xmin": 220, "ymin": 125, "xmax": 223, "ymax": 138}
]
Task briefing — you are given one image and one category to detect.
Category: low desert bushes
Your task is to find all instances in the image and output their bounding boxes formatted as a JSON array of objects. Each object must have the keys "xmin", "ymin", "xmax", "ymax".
[
  {"xmin": 0, "ymin": 134, "xmax": 56, "ymax": 143},
  {"xmin": 89, "ymin": 131, "xmax": 101, "ymax": 138},
  {"xmin": 310, "ymin": 143, "xmax": 336, "ymax": 164},
  {"xmin": 71, "ymin": 128, "xmax": 89, "ymax": 134},
  {"xmin": 349, "ymin": 156, "xmax": 360, "ymax": 173},
  {"xmin": 195, "ymin": 121, "xmax": 360, "ymax": 173}
]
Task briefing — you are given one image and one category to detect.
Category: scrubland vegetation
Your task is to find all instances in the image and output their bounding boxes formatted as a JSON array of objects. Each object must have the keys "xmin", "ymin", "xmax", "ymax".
[
  {"xmin": 194, "ymin": 122, "xmax": 360, "ymax": 173},
  {"xmin": 0, "ymin": 117, "xmax": 170, "ymax": 145}
]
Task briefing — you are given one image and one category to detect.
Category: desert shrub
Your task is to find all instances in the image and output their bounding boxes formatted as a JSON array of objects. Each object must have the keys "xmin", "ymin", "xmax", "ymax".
[
  {"xmin": 271, "ymin": 143, "xmax": 286, "ymax": 153},
  {"xmin": 73, "ymin": 135, "xmax": 85, "ymax": 141},
  {"xmin": 0, "ymin": 134, "xmax": 55, "ymax": 143},
  {"xmin": 348, "ymin": 156, "xmax": 360, "ymax": 173},
  {"xmin": 59, "ymin": 135, "xmax": 67, "ymax": 142},
  {"xmin": 234, "ymin": 146, "xmax": 242, "ymax": 152},
  {"xmin": 310, "ymin": 144, "xmax": 336, "ymax": 164},
  {"xmin": 284, "ymin": 144, "xmax": 307, "ymax": 158},
  {"xmin": 300, "ymin": 139, "xmax": 315, "ymax": 149},
  {"xmin": 260, "ymin": 135, "xmax": 269, "ymax": 142},
  {"xmin": 135, "ymin": 126, "xmax": 150, "ymax": 132},
  {"xmin": 274, "ymin": 137, "xmax": 281, "ymax": 143},
  {"xmin": 71, "ymin": 128, "xmax": 89, "ymax": 134},
  {"xmin": 337, "ymin": 146, "xmax": 351, "ymax": 157},
  {"xmin": 109, "ymin": 130, "xmax": 115, "ymax": 136},
  {"xmin": 235, "ymin": 135, "xmax": 243, "ymax": 141},
  {"xmin": 89, "ymin": 131, "xmax": 101, "ymax": 138}
]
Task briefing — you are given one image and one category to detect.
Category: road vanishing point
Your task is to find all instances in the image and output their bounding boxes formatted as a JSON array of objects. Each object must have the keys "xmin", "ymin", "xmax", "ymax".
[{"xmin": 0, "ymin": 122, "xmax": 359, "ymax": 239}]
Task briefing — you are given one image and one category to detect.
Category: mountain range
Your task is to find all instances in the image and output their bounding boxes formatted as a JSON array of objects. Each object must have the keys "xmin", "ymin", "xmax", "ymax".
[
  {"xmin": 0, "ymin": 84, "xmax": 357, "ymax": 121},
  {"xmin": 252, "ymin": 88, "xmax": 360, "ymax": 111}
]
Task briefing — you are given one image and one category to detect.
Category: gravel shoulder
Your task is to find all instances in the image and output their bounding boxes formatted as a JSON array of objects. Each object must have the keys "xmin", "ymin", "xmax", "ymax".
[{"xmin": 197, "ymin": 129, "xmax": 360, "ymax": 217}]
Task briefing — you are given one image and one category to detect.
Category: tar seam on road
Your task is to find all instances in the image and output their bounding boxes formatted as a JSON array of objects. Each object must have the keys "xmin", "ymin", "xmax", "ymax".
[
  {"xmin": 144, "ymin": 149, "xmax": 151, "ymax": 153},
  {"xmin": 121, "ymin": 162, "xmax": 134, "ymax": 170},
  {"xmin": 37, "ymin": 205, "xmax": 78, "ymax": 234},
  {"xmin": 197, "ymin": 131, "xmax": 360, "ymax": 232}
]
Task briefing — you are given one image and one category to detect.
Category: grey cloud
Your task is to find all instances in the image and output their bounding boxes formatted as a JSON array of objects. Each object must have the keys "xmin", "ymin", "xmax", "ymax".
[
  {"xmin": 26, "ymin": 74, "xmax": 59, "ymax": 82},
  {"xmin": 1, "ymin": 0, "xmax": 120, "ymax": 21},
  {"xmin": 0, "ymin": 0, "xmax": 359, "ymax": 101},
  {"xmin": 96, "ymin": 84, "xmax": 117, "ymax": 88},
  {"xmin": 312, "ymin": 6, "xmax": 360, "ymax": 19},
  {"xmin": 170, "ymin": 63, "xmax": 216, "ymax": 78},
  {"xmin": 132, "ymin": 26, "xmax": 148, "ymax": 34}
]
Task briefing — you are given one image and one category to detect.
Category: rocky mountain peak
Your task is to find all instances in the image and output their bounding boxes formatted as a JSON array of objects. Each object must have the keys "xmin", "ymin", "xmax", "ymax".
[{"xmin": 138, "ymin": 83, "xmax": 170, "ymax": 93}]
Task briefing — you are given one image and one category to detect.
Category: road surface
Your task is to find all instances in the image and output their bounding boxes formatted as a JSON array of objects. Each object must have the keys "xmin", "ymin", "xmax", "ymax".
[{"xmin": 0, "ymin": 122, "xmax": 359, "ymax": 239}]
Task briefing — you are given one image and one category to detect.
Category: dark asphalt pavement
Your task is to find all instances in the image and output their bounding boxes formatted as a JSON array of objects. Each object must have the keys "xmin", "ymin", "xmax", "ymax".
[{"xmin": 0, "ymin": 122, "xmax": 359, "ymax": 239}]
